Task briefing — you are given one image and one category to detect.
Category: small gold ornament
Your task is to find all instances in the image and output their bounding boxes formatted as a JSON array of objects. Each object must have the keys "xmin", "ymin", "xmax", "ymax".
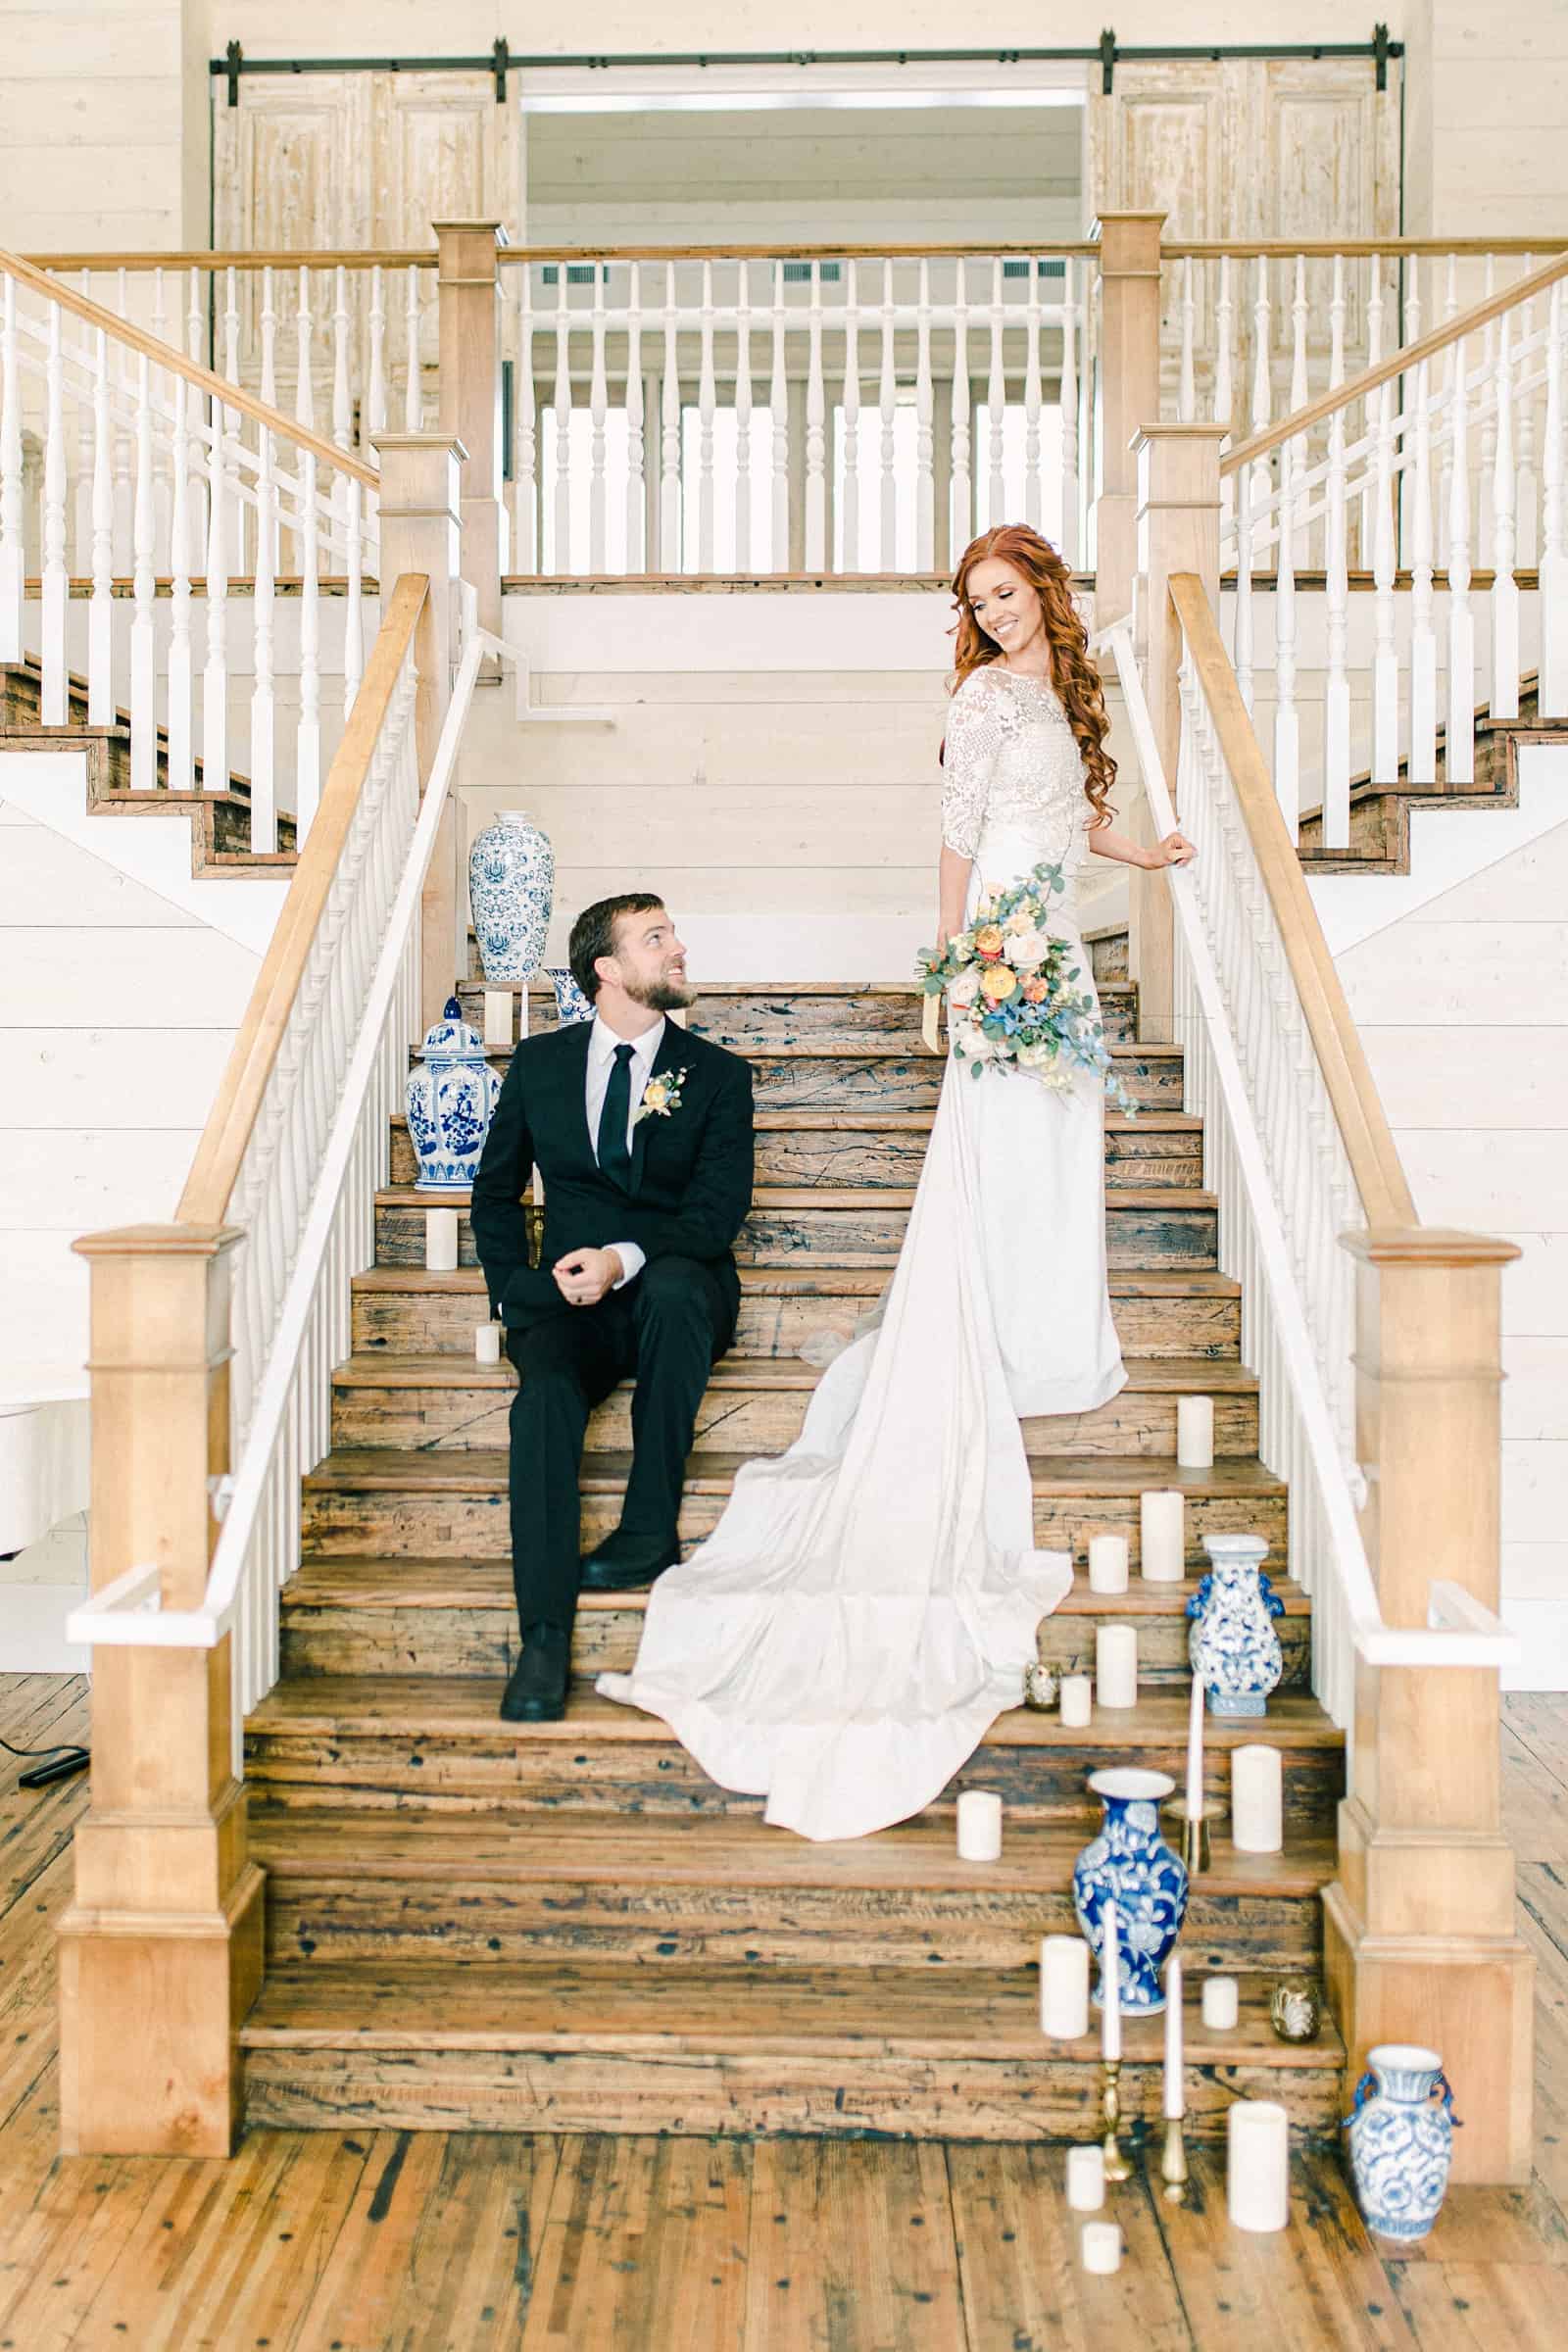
[{"xmin": 1269, "ymin": 1978, "xmax": 1323, "ymax": 2043}]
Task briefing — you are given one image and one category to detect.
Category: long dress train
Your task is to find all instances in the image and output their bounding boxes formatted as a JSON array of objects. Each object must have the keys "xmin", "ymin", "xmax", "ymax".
[{"xmin": 598, "ymin": 665, "xmax": 1127, "ymax": 1839}]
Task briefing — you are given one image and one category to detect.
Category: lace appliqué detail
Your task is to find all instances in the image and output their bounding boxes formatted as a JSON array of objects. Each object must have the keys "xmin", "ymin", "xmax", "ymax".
[{"xmin": 941, "ymin": 669, "xmax": 1082, "ymax": 861}]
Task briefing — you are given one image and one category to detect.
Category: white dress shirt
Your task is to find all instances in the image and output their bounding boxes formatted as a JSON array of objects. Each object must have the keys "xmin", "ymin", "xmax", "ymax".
[{"xmin": 585, "ymin": 1010, "xmax": 665, "ymax": 1289}]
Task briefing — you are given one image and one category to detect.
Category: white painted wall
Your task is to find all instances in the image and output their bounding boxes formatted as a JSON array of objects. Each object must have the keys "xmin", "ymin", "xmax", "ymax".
[
  {"xmin": 0, "ymin": 0, "xmax": 189, "ymax": 250},
  {"xmin": 1318, "ymin": 742, "xmax": 1568, "ymax": 1690}
]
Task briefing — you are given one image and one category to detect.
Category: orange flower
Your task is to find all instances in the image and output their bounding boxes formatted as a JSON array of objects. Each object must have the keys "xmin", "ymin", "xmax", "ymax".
[
  {"xmin": 980, "ymin": 963, "xmax": 1018, "ymax": 1004},
  {"xmin": 1022, "ymin": 976, "xmax": 1050, "ymax": 1004},
  {"xmin": 974, "ymin": 924, "xmax": 1005, "ymax": 959}
]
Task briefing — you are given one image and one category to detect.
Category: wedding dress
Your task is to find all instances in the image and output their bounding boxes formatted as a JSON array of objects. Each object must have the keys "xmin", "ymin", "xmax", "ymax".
[{"xmin": 599, "ymin": 664, "xmax": 1128, "ymax": 1839}]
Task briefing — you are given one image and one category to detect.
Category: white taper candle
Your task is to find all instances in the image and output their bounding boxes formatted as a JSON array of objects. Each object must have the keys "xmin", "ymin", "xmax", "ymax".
[{"xmin": 1185, "ymin": 1672, "xmax": 1205, "ymax": 1824}]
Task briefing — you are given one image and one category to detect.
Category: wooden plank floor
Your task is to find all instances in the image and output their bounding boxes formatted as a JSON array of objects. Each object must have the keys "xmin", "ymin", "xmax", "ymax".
[{"xmin": 3, "ymin": 1673, "xmax": 1567, "ymax": 2350}]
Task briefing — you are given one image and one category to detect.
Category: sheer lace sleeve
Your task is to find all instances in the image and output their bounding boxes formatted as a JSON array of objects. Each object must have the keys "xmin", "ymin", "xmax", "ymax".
[{"xmin": 941, "ymin": 673, "xmax": 1005, "ymax": 858}]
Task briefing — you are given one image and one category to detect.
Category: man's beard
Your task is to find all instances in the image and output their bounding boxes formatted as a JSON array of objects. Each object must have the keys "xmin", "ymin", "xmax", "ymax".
[{"xmin": 625, "ymin": 969, "xmax": 697, "ymax": 1012}]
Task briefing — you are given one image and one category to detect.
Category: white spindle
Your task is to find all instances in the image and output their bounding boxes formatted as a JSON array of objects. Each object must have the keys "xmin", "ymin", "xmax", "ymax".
[
  {"xmin": 331, "ymin": 266, "xmax": 353, "ymax": 459},
  {"xmin": 1446, "ymin": 334, "xmax": 1476, "ymax": 784},
  {"xmin": 297, "ymin": 451, "xmax": 321, "ymax": 833},
  {"xmin": 661, "ymin": 264, "xmax": 680, "ymax": 571},
  {"xmin": 1327, "ymin": 256, "xmax": 1347, "ymax": 578},
  {"xmin": 590, "ymin": 262, "xmax": 609, "ymax": 574},
  {"xmin": 915, "ymin": 258, "xmax": 935, "ymax": 571},
  {"xmin": 1437, "ymin": 256, "xmax": 1460, "ymax": 566},
  {"xmin": 514, "ymin": 270, "xmax": 538, "ymax": 573},
  {"xmin": 259, "ymin": 266, "xmax": 279, "ymax": 576},
  {"xmin": 1274, "ymin": 429, "xmax": 1299, "ymax": 838},
  {"xmin": 1178, "ymin": 255, "xmax": 1197, "ymax": 421},
  {"xmin": 1249, "ymin": 254, "xmax": 1272, "ymax": 450},
  {"xmin": 1542, "ymin": 283, "xmax": 1567, "ymax": 718},
  {"xmin": 295, "ymin": 267, "xmax": 316, "ymax": 431},
  {"xmin": 247, "ymin": 419, "xmax": 273, "ymax": 848},
  {"xmin": 1235, "ymin": 462, "xmax": 1255, "ymax": 715},
  {"xmin": 73, "ymin": 272, "xmax": 94, "ymax": 574},
  {"xmin": 1479, "ymin": 257, "xmax": 1498, "ymax": 567},
  {"xmin": 367, "ymin": 267, "xmax": 387, "ymax": 441},
  {"xmin": 841, "ymin": 260, "xmax": 862, "ymax": 572},
  {"xmin": 1409, "ymin": 357, "xmax": 1438, "ymax": 780},
  {"xmin": 343, "ymin": 476, "xmax": 364, "ymax": 720},
  {"xmin": 552, "ymin": 266, "xmax": 572, "ymax": 573},
  {"xmin": 41, "ymin": 304, "xmax": 68, "ymax": 725},
  {"xmin": 1324, "ymin": 394, "xmax": 1351, "ymax": 842},
  {"xmin": 1059, "ymin": 259, "xmax": 1079, "ymax": 566},
  {"xmin": 624, "ymin": 264, "xmax": 645, "ymax": 573},
  {"xmin": 129, "ymin": 355, "xmax": 155, "ymax": 790},
  {"xmin": 1516, "ymin": 259, "xmax": 1539, "ymax": 567},
  {"xmin": 769, "ymin": 262, "xmax": 789, "ymax": 572},
  {"xmin": 735, "ymin": 260, "xmax": 753, "ymax": 570},
  {"xmin": 951, "ymin": 261, "xmax": 972, "ymax": 560},
  {"xmin": 1371, "ymin": 381, "xmax": 1399, "ymax": 792},
  {"xmin": 87, "ymin": 326, "xmax": 114, "ymax": 724},
  {"xmin": 1289, "ymin": 254, "xmax": 1308, "ymax": 417},
  {"xmin": 0, "ymin": 278, "xmax": 23, "ymax": 660},
  {"xmin": 879, "ymin": 259, "xmax": 898, "ymax": 566},
  {"xmin": 805, "ymin": 263, "xmax": 826, "ymax": 571},
  {"xmin": 697, "ymin": 258, "xmax": 716, "ymax": 572},
  {"xmin": 1492, "ymin": 307, "xmax": 1520, "ymax": 719},
  {"xmin": 203, "ymin": 379, "xmax": 228, "ymax": 799},
  {"xmin": 986, "ymin": 257, "xmax": 1004, "ymax": 530},
  {"xmin": 167, "ymin": 374, "xmax": 193, "ymax": 796},
  {"xmin": 403, "ymin": 266, "xmax": 422, "ymax": 430}
]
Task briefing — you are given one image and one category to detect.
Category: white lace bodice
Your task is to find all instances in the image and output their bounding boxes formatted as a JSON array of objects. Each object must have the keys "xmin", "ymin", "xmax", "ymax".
[{"xmin": 941, "ymin": 666, "xmax": 1093, "ymax": 910}]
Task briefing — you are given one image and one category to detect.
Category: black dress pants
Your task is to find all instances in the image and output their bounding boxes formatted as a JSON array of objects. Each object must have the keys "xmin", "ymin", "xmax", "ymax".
[{"xmin": 505, "ymin": 1254, "xmax": 733, "ymax": 1637}]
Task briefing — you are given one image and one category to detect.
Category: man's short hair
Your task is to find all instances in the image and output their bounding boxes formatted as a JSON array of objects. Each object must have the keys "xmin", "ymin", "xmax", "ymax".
[{"xmin": 568, "ymin": 893, "xmax": 666, "ymax": 1003}]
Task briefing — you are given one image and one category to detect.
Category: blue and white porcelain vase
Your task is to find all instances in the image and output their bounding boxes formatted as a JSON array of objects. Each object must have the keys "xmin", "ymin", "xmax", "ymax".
[
  {"xmin": 468, "ymin": 809, "xmax": 555, "ymax": 983},
  {"xmin": 545, "ymin": 963, "xmax": 593, "ymax": 1027},
  {"xmin": 1071, "ymin": 1767, "xmax": 1190, "ymax": 2017},
  {"xmin": 1346, "ymin": 2045, "xmax": 1461, "ymax": 2242},
  {"xmin": 405, "ymin": 997, "xmax": 502, "ymax": 1192},
  {"xmin": 1186, "ymin": 1533, "xmax": 1285, "ymax": 1717}
]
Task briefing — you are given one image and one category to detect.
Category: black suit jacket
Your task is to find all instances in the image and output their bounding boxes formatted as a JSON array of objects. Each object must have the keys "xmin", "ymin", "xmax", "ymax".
[{"xmin": 469, "ymin": 1017, "xmax": 756, "ymax": 1334}]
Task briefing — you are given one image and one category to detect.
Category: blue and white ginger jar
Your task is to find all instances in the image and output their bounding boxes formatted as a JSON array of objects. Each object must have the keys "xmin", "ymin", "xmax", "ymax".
[
  {"xmin": 1187, "ymin": 1532, "xmax": 1285, "ymax": 1717},
  {"xmin": 1346, "ymin": 2045, "xmax": 1461, "ymax": 2242},
  {"xmin": 405, "ymin": 997, "xmax": 502, "ymax": 1192},
  {"xmin": 468, "ymin": 809, "xmax": 555, "ymax": 983},
  {"xmin": 1071, "ymin": 1767, "xmax": 1189, "ymax": 2017},
  {"xmin": 545, "ymin": 964, "xmax": 594, "ymax": 1027}
]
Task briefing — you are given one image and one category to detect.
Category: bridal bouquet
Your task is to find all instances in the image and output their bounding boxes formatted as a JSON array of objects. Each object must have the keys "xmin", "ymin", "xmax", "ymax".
[{"xmin": 917, "ymin": 860, "xmax": 1135, "ymax": 1113}]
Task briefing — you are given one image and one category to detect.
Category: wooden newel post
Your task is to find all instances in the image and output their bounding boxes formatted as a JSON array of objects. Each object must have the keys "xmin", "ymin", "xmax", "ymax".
[
  {"xmin": 434, "ymin": 219, "xmax": 506, "ymax": 637},
  {"xmin": 1130, "ymin": 421, "xmax": 1226, "ymax": 1044},
  {"xmin": 58, "ymin": 1223, "xmax": 263, "ymax": 2155},
  {"xmin": 1324, "ymin": 1227, "xmax": 1536, "ymax": 2185},
  {"xmin": 373, "ymin": 432, "xmax": 463, "ymax": 1027},
  {"xmin": 1092, "ymin": 211, "xmax": 1165, "ymax": 627}
]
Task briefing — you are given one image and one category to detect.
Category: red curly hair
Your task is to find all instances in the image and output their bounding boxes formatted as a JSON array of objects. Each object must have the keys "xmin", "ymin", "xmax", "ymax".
[{"xmin": 947, "ymin": 524, "xmax": 1116, "ymax": 828}]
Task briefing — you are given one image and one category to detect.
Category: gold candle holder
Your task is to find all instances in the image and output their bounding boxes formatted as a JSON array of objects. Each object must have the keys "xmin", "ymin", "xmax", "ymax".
[
  {"xmin": 1180, "ymin": 1803, "xmax": 1211, "ymax": 1878},
  {"xmin": 1160, "ymin": 2115, "xmax": 1189, "ymax": 2203},
  {"xmin": 1101, "ymin": 2058, "xmax": 1133, "ymax": 2182}
]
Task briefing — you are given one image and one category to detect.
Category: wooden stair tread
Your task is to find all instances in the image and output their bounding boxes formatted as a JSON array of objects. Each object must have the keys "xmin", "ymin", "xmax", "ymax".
[
  {"xmin": 249, "ymin": 1805, "xmax": 1333, "ymax": 1895},
  {"xmin": 282, "ymin": 1554, "xmax": 1307, "ymax": 1617},
  {"xmin": 240, "ymin": 1958, "xmax": 1345, "ymax": 2066},
  {"xmin": 327, "ymin": 1350, "xmax": 1259, "ymax": 1396},
  {"xmin": 352, "ymin": 1263, "xmax": 1243, "ymax": 1300},
  {"xmin": 302, "ymin": 1446, "xmax": 1286, "ymax": 1497},
  {"xmin": 461, "ymin": 1040, "xmax": 1186, "ymax": 1062},
  {"xmin": 485, "ymin": 975, "xmax": 1135, "ymax": 1001},
  {"xmin": 375, "ymin": 1183, "xmax": 1218, "ymax": 1214},
  {"xmin": 247, "ymin": 1675, "xmax": 1337, "ymax": 1749},
  {"xmin": 389, "ymin": 1107, "xmax": 1199, "ymax": 1136}
]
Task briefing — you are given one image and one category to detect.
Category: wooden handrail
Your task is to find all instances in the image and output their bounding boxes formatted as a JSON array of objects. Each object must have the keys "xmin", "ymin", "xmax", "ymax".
[
  {"xmin": 1220, "ymin": 247, "xmax": 1568, "ymax": 477},
  {"xmin": 177, "ymin": 574, "xmax": 428, "ymax": 1227},
  {"xmin": 1167, "ymin": 237, "xmax": 1568, "ymax": 259},
  {"xmin": 1167, "ymin": 572, "xmax": 1417, "ymax": 1231},
  {"xmin": 0, "ymin": 246, "xmax": 380, "ymax": 492},
  {"xmin": 24, "ymin": 239, "xmax": 1103, "ymax": 271}
]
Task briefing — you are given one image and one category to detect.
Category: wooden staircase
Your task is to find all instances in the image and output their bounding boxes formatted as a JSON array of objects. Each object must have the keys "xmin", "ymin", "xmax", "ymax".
[{"xmin": 238, "ymin": 965, "xmax": 1348, "ymax": 2141}]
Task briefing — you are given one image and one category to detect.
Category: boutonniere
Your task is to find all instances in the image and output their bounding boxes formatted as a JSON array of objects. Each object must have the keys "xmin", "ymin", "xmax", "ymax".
[{"xmin": 630, "ymin": 1066, "xmax": 689, "ymax": 1128}]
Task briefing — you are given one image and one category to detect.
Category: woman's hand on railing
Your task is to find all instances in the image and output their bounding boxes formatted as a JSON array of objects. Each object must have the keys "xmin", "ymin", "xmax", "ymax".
[{"xmin": 1148, "ymin": 830, "xmax": 1197, "ymax": 868}]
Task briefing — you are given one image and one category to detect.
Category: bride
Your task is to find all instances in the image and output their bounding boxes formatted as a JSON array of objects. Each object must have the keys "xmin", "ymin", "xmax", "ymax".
[{"xmin": 599, "ymin": 524, "xmax": 1194, "ymax": 1840}]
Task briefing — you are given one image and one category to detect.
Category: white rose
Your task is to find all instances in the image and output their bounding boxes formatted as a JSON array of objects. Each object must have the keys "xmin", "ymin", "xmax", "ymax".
[
  {"xmin": 1004, "ymin": 926, "xmax": 1053, "ymax": 968},
  {"xmin": 961, "ymin": 1029, "xmax": 998, "ymax": 1062},
  {"xmin": 948, "ymin": 967, "xmax": 981, "ymax": 1008}
]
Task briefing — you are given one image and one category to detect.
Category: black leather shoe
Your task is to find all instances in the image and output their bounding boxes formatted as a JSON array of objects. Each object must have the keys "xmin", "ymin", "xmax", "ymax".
[
  {"xmin": 579, "ymin": 1530, "xmax": 681, "ymax": 1592},
  {"xmin": 500, "ymin": 1624, "xmax": 570, "ymax": 1722}
]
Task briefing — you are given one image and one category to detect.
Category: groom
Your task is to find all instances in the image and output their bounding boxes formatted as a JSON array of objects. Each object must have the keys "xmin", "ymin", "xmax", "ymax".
[{"xmin": 470, "ymin": 893, "xmax": 755, "ymax": 1724}]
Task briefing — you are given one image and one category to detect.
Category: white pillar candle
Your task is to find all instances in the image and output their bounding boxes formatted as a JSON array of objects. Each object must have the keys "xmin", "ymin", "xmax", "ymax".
[
  {"xmin": 1232, "ymin": 1742, "xmax": 1284, "ymax": 1854},
  {"xmin": 1039, "ymin": 1936, "xmax": 1091, "ymax": 2039},
  {"xmin": 1227, "ymin": 2101, "xmax": 1290, "ymax": 2232},
  {"xmin": 1177, "ymin": 1394, "xmax": 1215, "ymax": 1470},
  {"xmin": 1080, "ymin": 2221, "xmax": 1122, "ymax": 2274},
  {"xmin": 474, "ymin": 1322, "xmax": 502, "ymax": 1365},
  {"xmin": 1101, "ymin": 1898, "xmax": 1122, "ymax": 2060},
  {"xmin": 1059, "ymin": 1674, "xmax": 1093, "ymax": 1730},
  {"xmin": 424, "ymin": 1207, "xmax": 460, "ymax": 1273},
  {"xmin": 1162, "ymin": 1956, "xmax": 1185, "ymax": 2120},
  {"xmin": 1087, "ymin": 1533, "xmax": 1130, "ymax": 1594},
  {"xmin": 1140, "ymin": 1488, "xmax": 1186, "ymax": 1583},
  {"xmin": 1185, "ymin": 1672, "xmax": 1205, "ymax": 1824},
  {"xmin": 481, "ymin": 987, "xmax": 513, "ymax": 1047},
  {"xmin": 1065, "ymin": 2144, "xmax": 1105, "ymax": 2212},
  {"xmin": 956, "ymin": 1788, "xmax": 1003, "ymax": 1862},
  {"xmin": 1201, "ymin": 1975, "xmax": 1240, "ymax": 2032},
  {"xmin": 1096, "ymin": 1625, "xmax": 1138, "ymax": 1710}
]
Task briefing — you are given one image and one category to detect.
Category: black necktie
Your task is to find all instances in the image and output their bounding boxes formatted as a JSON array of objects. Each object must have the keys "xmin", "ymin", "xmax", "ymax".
[{"xmin": 597, "ymin": 1041, "xmax": 635, "ymax": 1185}]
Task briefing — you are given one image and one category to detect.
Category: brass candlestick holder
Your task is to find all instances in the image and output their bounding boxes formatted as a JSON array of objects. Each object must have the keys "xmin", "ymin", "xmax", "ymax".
[
  {"xmin": 1100, "ymin": 2058, "xmax": 1133, "ymax": 2183},
  {"xmin": 1160, "ymin": 2115, "xmax": 1189, "ymax": 2203},
  {"xmin": 1179, "ymin": 1802, "xmax": 1211, "ymax": 1878}
]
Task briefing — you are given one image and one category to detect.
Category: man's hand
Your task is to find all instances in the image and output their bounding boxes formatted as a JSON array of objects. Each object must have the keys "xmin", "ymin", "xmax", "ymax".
[{"xmin": 553, "ymin": 1247, "xmax": 624, "ymax": 1307}]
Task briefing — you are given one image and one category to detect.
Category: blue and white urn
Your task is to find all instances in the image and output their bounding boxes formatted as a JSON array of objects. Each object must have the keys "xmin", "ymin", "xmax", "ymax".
[
  {"xmin": 545, "ymin": 963, "xmax": 594, "ymax": 1027},
  {"xmin": 468, "ymin": 809, "xmax": 555, "ymax": 983},
  {"xmin": 1186, "ymin": 1532, "xmax": 1285, "ymax": 1717},
  {"xmin": 1071, "ymin": 1767, "xmax": 1190, "ymax": 2017},
  {"xmin": 405, "ymin": 997, "xmax": 502, "ymax": 1192},
  {"xmin": 1346, "ymin": 2045, "xmax": 1461, "ymax": 2242}
]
